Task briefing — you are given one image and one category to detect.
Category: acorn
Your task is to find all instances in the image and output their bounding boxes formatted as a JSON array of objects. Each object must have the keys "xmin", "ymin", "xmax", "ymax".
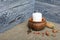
[
  {"xmin": 51, "ymin": 33, "xmax": 56, "ymax": 37},
  {"xmin": 42, "ymin": 32, "xmax": 44, "ymax": 37},
  {"xmin": 52, "ymin": 29, "xmax": 58, "ymax": 33},
  {"xmin": 45, "ymin": 31, "xmax": 50, "ymax": 36}
]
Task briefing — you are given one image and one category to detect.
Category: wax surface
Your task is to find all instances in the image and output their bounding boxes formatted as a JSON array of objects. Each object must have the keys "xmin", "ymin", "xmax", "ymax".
[{"xmin": 32, "ymin": 12, "xmax": 42, "ymax": 22}]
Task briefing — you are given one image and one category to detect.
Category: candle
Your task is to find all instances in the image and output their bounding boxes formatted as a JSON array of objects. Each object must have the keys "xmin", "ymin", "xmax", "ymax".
[{"xmin": 32, "ymin": 12, "xmax": 42, "ymax": 22}]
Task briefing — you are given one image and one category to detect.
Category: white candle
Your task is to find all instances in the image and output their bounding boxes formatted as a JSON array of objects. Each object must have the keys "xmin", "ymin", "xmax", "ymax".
[{"xmin": 32, "ymin": 12, "xmax": 42, "ymax": 22}]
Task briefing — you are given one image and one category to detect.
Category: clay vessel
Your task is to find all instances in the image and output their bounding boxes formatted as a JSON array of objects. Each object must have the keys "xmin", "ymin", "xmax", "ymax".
[{"xmin": 28, "ymin": 17, "xmax": 46, "ymax": 31}]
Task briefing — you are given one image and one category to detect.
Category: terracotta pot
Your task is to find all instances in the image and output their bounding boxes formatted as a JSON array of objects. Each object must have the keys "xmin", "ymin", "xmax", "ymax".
[{"xmin": 28, "ymin": 17, "xmax": 46, "ymax": 31}]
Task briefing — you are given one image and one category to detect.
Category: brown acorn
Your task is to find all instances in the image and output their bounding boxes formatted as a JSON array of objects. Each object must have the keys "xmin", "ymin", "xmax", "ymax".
[
  {"xmin": 52, "ymin": 29, "xmax": 58, "ymax": 33},
  {"xmin": 45, "ymin": 31, "xmax": 50, "ymax": 36}
]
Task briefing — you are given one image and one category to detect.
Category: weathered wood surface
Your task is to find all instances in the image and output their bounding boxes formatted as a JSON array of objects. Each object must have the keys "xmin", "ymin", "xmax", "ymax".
[
  {"xmin": 0, "ymin": 0, "xmax": 35, "ymax": 32},
  {"xmin": 0, "ymin": 20, "xmax": 60, "ymax": 40},
  {"xmin": 35, "ymin": 0, "xmax": 60, "ymax": 23}
]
